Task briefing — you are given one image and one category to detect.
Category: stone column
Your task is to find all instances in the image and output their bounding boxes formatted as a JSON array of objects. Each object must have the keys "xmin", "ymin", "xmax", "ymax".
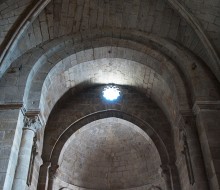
[
  {"xmin": 193, "ymin": 101, "xmax": 220, "ymax": 190},
  {"xmin": 12, "ymin": 116, "xmax": 41, "ymax": 190}
]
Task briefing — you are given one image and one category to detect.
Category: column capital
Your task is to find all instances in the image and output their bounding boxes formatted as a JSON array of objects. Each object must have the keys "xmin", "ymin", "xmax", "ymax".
[
  {"xmin": 23, "ymin": 116, "xmax": 42, "ymax": 132},
  {"xmin": 193, "ymin": 101, "xmax": 220, "ymax": 115},
  {"xmin": 22, "ymin": 107, "xmax": 43, "ymax": 132}
]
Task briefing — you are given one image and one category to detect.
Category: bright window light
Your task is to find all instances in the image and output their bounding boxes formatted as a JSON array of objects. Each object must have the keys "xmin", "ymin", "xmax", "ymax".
[{"xmin": 103, "ymin": 86, "xmax": 120, "ymax": 101}]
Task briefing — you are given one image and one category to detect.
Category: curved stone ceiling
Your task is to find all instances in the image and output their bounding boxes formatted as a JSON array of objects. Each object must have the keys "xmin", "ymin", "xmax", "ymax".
[
  {"xmin": 39, "ymin": 58, "xmax": 180, "ymax": 123},
  {"xmin": 1, "ymin": 0, "xmax": 220, "ymax": 82},
  {"xmin": 57, "ymin": 118, "xmax": 165, "ymax": 190}
]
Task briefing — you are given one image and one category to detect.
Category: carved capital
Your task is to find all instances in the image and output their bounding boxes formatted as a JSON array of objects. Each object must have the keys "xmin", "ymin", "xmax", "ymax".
[{"xmin": 23, "ymin": 116, "xmax": 42, "ymax": 132}]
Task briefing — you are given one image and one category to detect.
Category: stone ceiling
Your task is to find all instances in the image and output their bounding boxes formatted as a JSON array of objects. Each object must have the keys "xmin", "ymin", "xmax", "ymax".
[
  {"xmin": 0, "ymin": 0, "xmax": 220, "ymax": 80},
  {"xmin": 0, "ymin": 1, "xmax": 220, "ymax": 190}
]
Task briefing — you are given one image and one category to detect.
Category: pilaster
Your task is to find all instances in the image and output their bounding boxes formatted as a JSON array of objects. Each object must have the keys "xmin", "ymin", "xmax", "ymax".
[
  {"xmin": 193, "ymin": 101, "xmax": 220, "ymax": 190},
  {"xmin": 175, "ymin": 110, "xmax": 209, "ymax": 190}
]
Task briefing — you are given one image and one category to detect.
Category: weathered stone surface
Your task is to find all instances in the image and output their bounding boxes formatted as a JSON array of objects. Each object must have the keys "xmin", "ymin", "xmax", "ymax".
[
  {"xmin": 57, "ymin": 118, "xmax": 164, "ymax": 189},
  {"xmin": 0, "ymin": 1, "xmax": 220, "ymax": 190},
  {"xmin": 0, "ymin": 109, "xmax": 19, "ymax": 190}
]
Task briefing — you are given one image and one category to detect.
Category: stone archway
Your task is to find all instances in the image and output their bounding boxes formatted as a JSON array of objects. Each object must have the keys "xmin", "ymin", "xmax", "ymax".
[
  {"xmin": 38, "ymin": 85, "xmax": 182, "ymax": 190},
  {"xmin": 1, "ymin": 1, "xmax": 220, "ymax": 190},
  {"xmin": 53, "ymin": 118, "xmax": 165, "ymax": 190}
]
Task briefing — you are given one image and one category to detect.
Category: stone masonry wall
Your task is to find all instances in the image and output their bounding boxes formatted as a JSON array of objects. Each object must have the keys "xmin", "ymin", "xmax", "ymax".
[{"xmin": 0, "ymin": 109, "xmax": 20, "ymax": 190}]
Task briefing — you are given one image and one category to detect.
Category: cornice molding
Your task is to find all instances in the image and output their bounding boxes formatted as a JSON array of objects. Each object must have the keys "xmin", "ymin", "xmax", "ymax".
[
  {"xmin": 174, "ymin": 101, "xmax": 220, "ymax": 126},
  {"xmin": 0, "ymin": 102, "xmax": 23, "ymax": 110},
  {"xmin": 21, "ymin": 107, "xmax": 40, "ymax": 118},
  {"xmin": 22, "ymin": 107, "xmax": 45, "ymax": 126},
  {"xmin": 193, "ymin": 101, "xmax": 220, "ymax": 115}
]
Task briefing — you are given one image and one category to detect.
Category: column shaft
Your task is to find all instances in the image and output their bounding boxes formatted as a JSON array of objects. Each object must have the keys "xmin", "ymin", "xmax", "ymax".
[{"xmin": 12, "ymin": 128, "xmax": 35, "ymax": 190}]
